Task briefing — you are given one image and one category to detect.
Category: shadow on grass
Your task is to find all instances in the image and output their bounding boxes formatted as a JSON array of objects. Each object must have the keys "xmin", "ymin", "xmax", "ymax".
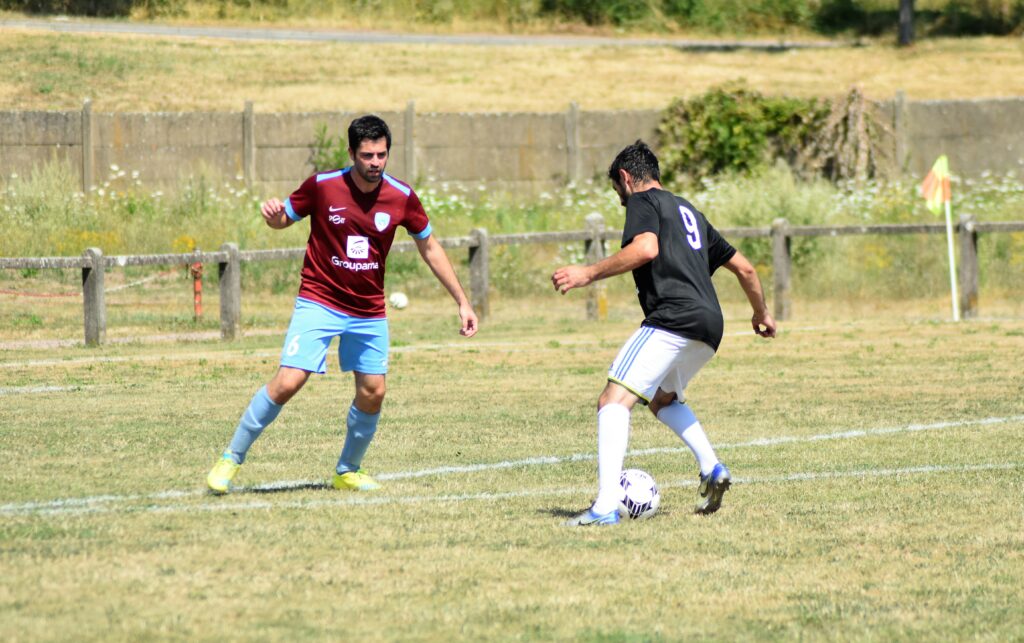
[
  {"xmin": 236, "ymin": 480, "xmax": 331, "ymax": 495},
  {"xmin": 541, "ymin": 507, "xmax": 586, "ymax": 518}
]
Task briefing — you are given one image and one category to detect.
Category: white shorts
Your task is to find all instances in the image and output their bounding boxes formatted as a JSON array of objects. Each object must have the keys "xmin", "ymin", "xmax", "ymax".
[{"xmin": 607, "ymin": 325, "xmax": 715, "ymax": 405}]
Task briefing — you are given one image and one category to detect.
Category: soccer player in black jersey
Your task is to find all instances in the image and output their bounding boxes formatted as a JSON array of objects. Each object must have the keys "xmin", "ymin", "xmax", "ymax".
[{"xmin": 552, "ymin": 140, "xmax": 776, "ymax": 526}]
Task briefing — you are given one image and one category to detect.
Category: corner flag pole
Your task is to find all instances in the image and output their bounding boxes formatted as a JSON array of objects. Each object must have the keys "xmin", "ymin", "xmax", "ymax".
[
  {"xmin": 921, "ymin": 155, "xmax": 960, "ymax": 322},
  {"xmin": 943, "ymin": 198, "xmax": 960, "ymax": 322}
]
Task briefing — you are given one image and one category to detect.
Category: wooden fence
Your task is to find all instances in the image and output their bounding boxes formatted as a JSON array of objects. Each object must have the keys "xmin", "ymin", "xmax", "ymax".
[{"xmin": 1, "ymin": 214, "xmax": 1022, "ymax": 346}]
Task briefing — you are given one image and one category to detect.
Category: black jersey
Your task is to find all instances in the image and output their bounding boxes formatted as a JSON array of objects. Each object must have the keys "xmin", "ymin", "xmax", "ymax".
[{"xmin": 621, "ymin": 188, "xmax": 736, "ymax": 351}]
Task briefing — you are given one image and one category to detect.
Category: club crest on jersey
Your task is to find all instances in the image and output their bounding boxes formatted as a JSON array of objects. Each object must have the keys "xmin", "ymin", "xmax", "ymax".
[{"xmin": 374, "ymin": 212, "xmax": 391, "ymax": 232}]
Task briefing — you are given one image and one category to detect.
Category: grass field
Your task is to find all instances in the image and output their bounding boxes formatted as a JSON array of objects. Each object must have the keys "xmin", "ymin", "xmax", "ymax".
[
  {"xmin": 2, "ymin": 290, "xmax": 1023, "ymax": 640},
  {"xmin": 1, "ymin": 27, "xmax": 1022, "ymax": 112},
  {"xmin": 2, "ymin": 6, "xmax": 1023, "ymax": 639}
]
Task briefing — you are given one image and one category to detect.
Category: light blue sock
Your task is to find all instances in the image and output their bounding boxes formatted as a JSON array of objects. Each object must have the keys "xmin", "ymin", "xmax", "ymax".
[
  {"xmin": 336, "ymin": 405, "xmax": 380, "ymax": 474},
  {"xmin": 227, "ymin": 385, "xmax": 283, "ymax": 464}
]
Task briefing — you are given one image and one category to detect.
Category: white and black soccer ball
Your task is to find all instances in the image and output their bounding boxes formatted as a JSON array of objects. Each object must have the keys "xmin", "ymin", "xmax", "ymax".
[
  {"xmin": 618, "ymin": 468, "xmax": 661, "ymax": 520},
  {"xmin": 388, "ymin": 291, "xmax": 409, "ymax": 309}
]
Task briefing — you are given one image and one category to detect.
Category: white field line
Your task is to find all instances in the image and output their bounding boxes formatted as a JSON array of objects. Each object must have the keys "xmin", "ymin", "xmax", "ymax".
[
  {"xmin": 0, "ymin": 339, "xmax": 595, "ymax": 370},
  {"xmin": 8, "ymin": 462, "xmax": 1021, "ymax": 519},
  {"xmin": 0, "ymin": 385, "xmax": 87, "ymax": 395},
  {"xmin": 2, "ymin": 414, "xmax": 1022, "ymax": 518},
  {"xmin": 0, "ymin": 319, "xmax": 887, "ymax": 370}
]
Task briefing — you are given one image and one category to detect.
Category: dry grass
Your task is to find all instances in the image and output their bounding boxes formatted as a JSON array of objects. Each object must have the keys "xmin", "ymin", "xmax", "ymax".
[
  {"xmin": 1, "ymin": 292, "xmax": 1023, "ymax": 639},
  {"xmin": 0, "ymin": 27, "xmax": 1021, "ymax": 113}
]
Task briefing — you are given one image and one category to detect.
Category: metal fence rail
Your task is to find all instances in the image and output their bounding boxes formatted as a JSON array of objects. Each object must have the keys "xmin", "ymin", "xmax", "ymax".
[{"xmin": 2, "ymin": 214, "xmax": 1022, "ymax": 346}]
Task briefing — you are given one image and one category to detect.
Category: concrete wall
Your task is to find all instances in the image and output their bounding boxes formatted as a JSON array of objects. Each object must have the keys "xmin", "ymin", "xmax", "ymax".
[
  {"xmin": 1, "ymin": 97, "xmax": 1021, "ymax": 195},
  {"xmin": 93, "ymin": 111, "xmax": 244, "ymax": 182},
  {"xmin": 254, "ymin": 109, "xmax": 408, "ymax": 195},
  {"xmin": 905, "ymin": 98, "xmax": 1024, "ymax": 177},
  {"xmin": 0, "ymin": 110, "xmax": 82, "ymax": 177}
]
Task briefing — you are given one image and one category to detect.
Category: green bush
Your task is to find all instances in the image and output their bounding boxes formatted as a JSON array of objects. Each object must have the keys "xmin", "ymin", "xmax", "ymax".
[{"xmin": 657, "ymin": 83, "xmax": 827, "ymax": 185}]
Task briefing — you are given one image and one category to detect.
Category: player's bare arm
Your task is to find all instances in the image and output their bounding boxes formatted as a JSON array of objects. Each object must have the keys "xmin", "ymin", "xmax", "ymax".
[
  {"xmin": 551, "ymin": 232, "xmax": 658, "ymax": 294},
  {"xmin": 260, "ymin": 198, "xmax": 295, "ymax": 230},
  {"xmin": 413, "ymin": 234, "xmax": 479, "ymax": 337},
  {"xmin": 723, "ymin": 251, "xmax": 777, "ymax": 338}
]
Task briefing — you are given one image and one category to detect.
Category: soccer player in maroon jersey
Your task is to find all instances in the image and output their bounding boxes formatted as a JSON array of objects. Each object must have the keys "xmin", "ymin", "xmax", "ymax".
[{"xmin": 207, "ymin": 115, "xmax": 478, "ymax": 494}]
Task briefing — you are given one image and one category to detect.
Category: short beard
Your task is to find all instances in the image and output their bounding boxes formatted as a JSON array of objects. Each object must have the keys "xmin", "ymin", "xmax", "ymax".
[{"xmin": 357, "ymin": 166, "xmax": 382, "ymax": 185}]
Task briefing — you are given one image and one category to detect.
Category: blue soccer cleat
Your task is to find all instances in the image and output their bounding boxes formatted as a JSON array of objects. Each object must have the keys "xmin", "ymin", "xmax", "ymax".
[
  {"xmin": 695, "ymin": 462, "xmax": 731, "ymax": 515},
  {"xmin": 564, "ymin": 507, "xmax": 621, "ymax": 526}
]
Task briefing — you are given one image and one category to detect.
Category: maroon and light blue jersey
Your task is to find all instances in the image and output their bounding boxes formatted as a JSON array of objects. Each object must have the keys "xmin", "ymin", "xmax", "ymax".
[{"xmin": 284, "ymin": 168, "xmax": 431, "ymax": 318}]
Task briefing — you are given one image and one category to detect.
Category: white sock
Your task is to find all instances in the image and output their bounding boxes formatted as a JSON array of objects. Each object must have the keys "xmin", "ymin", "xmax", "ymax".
[
  {"xmin": 657, "ymin": 401, "xmax": 719, "ymax": 476},
  {"xmin": 592, "ymin": 403, "xmax": 631, "ymax": 515}
]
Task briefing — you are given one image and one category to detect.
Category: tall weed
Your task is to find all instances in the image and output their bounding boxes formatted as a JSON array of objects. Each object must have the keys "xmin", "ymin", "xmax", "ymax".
[{"xmin": 2, "ymin": 161, "xmax": 1021, "ymax": 301}]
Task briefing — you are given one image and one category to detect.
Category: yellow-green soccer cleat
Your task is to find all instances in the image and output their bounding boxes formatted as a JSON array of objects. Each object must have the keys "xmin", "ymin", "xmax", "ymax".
[
  {"xmin": 332, "ymin": 470, "xmax": 381, "ymax": 491},
  {"xmin": 206, "ymin": 452, "xmax": 241, "ymax": 494}
]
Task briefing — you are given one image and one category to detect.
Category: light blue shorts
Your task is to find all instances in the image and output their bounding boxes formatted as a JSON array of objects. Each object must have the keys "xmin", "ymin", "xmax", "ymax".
[{"xmin": 280, "ymin": 298, "xmax": 389, "ymax": 375}]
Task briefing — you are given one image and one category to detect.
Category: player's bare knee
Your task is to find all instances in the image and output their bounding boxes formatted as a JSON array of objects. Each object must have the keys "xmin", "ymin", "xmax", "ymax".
[
  {"xmin": 267, "ymin": 367, "xmax": 310, "ymax": 404},
  {"xmin": 354, "ymin": 376, "xmax": 386, "ymax": 413},
  {"xmin": 358, "ymin": 386, "xmax": 385, "ymax": 404},
  {"xmin": 597, "ymin": 389, "xmax": 616, "ymax": 410},
  {"xmin": 598, "ymin": 382, "xmax": 639, "ymax": 412},
  {"xmin": 355, "ymin": 392, "xmax": 384, "ymax": 415},
  {"xmin": 648, "ymin": 389, "xmax": 677, "ymax": 416}
]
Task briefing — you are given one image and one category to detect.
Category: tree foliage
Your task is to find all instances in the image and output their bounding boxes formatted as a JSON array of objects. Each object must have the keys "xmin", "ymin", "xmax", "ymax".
[{"xmin": 3, "ymin": 0, "xmax": 1023, "ymax": 35}]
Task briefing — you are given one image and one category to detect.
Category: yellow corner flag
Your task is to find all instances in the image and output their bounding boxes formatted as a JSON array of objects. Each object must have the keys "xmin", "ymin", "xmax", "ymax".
[
  {"xmin": 920, "ymin": 155, "xmax": 951, "ymax": 215},
  {"xmin": 920, "ymin": 154, "xmax": 960, "ymax": 321}
]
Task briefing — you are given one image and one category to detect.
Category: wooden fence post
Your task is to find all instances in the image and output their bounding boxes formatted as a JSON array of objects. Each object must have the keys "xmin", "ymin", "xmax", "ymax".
[
  {"xmin": 958, "ymin": 214, "xmax": 979, "ymax": 319},
  {"xmin": 82, "ymin": 247, "xmax": 105, "ymax": 346},
  {"xmin": 771, "ymin": 218, "xmax": 792, "ymax": 321},
  {"xmin": 584, "ymin": 213, "xmax": 607, "ymax": 320},
  {"xmin": 243, "ymin": 101, "xmax": 255, "ymax": 188},
  {"xmin": 469, "ymin": 228, "xmax": 489, "ymax": 320},
  {"xmin": 81, "ymin": 98, "xmax": 94, "ymax": 192},
  {"xmin": 219, "ymin": 242, "xmax": 241, "ymax": 340}
]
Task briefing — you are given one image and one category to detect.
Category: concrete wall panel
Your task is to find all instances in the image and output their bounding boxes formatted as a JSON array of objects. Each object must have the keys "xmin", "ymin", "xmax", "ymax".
[
  {"xmin": 417, "ymin": 143, "xmax": 565, "ymax": 182},
  {"xmin": 0, "ymin": 146, "xmax": 79, "ymax": 178},
  {"xmin": 256, "ymin": 112, "xmax": 357, "ymax": 146},
  {"xmin": 254, "ymin": 110, "xmax": 407, "ymax": 147},
  {"xmin": 3, "ymin": 99, "xmax": 1024, "ymax": 196},
  {"xmin": 93, "ymin": 146, "xmax": 243, "ymax": 182},
  {"xmin": 417, "ymin": 112, "xmax": 564, "ymax": 148},
  {"xmin": 94, "ymin": 112, "xmax": 241, "ymax": 148},
  {"xmin": 579, "ymin": 110, "xmax": 660, "ymax": 148},
  {"xmin": 907, "ymin": 98, "xmax": 1024, "ymax": 176},
  {"xmin": 0, "ymin": 111, "xmax": 80, "ymax": 145}
]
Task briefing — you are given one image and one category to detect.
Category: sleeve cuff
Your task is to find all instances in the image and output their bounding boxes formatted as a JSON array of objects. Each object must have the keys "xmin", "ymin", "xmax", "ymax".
[
  {"xmin": 284, "ymin": 198, "xmax": 302, "ymax": 222},
  {"xmin": 411, "ymin": 222, "xmax": 432, "ymax": 240}
]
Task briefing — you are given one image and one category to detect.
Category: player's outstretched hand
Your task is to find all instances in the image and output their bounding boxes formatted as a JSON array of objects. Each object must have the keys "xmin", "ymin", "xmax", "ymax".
[
  {"xmin": 752, "ymin": 311, "xmax": 777, "ymax": 338},
  {"xmin": 459, "ymin": 302, "xmax": 478, "ymax": 338},
  {"xmin": 551, "ymin": 265, "xmax": 593, "ymax": 294},
  {"xmin": 261, "ymin": 198, "xmax": 284, "ymax": 221},
  {"xmin": 260, "ymin": 198, "xmax": 291, "ymax": 229}
]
